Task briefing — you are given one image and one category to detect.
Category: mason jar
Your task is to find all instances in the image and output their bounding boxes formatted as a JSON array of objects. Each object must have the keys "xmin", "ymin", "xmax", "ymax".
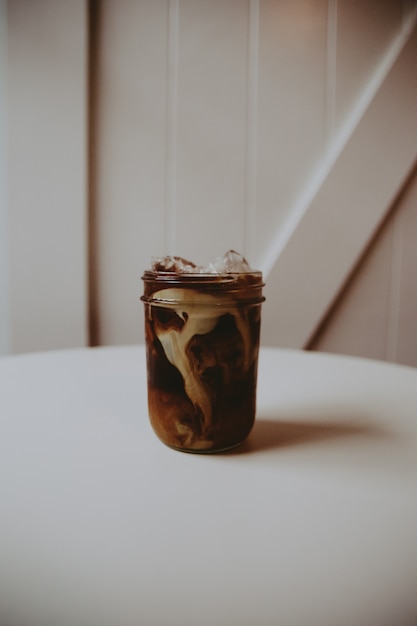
[{"xmin": 141, "ymin": 270, "xmax": 264, "ymax": 453}]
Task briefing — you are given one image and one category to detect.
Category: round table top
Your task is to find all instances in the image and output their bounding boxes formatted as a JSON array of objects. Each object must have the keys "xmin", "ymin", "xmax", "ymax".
[{"xmin": 1, "ymin": 345, "xmax": 417, "ymax": 626}]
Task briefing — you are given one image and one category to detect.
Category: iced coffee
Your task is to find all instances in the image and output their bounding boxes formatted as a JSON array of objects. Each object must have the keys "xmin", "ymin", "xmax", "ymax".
[{"xmin": 141, "ymin": 251, "xmax": 265, "ymax": 453}]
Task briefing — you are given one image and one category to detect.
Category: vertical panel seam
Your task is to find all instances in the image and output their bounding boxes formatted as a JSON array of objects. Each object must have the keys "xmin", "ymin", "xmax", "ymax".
[
  {"xmin": 244, "ymin": 0, "xmax": 259, "ymax": 263},
  {"xmin": 87, "ymin": 0, "xmax": 100, "ymax": 346},
  {"xmin": 0, "ymin": 0, "xmax": 11, "ymax": 354},
  {"xmin": 325, "ymin": 0, "xmax": 337, "ymax": 153},
  {"xmin": 165, "ymin": 0, "xmax": 179, "ymax": 255}
]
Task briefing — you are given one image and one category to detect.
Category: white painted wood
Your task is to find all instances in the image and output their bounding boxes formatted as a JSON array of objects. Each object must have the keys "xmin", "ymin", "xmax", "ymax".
[
  {"xmin": 0, "ymin": 0, "xmax": 10, "ymax": 356},
  {"xmin": 93, "ymin": 0, "xmax": 169, "ymax": 345},
  {"xmin": 6, "ymin": 0, "xmax": 88, "ymax": 353},
  {"xmin": 310, "ymin": 209, "xmax": 395, "ymax": 361},
  {"xmin": 164, "ymin": 0, "xmax": 179, "ymax": 256},
  {"xmin": 309, "ymin": 165, "xmax": 417, "ymax": 367},
  {"xmin": 174, "ymin": 0, "xmax": 249, "ymax": 264},
  {"xmin": 255, "ymin": 0, "xmax": 327, "ymax": 268},
  {"xmin": 261, "ymin": 10, "xmax": 417, "ymax": 349},
  {"xmin": 244, "ymin": 0, "xmax": 259, "ymax": 263},
  {"xmin": 3, "ymin": 0, "xmax": 417, "ymax": 362},
  {"xmin": 92, "ymin": 0, "xmax": 417, "ymax": 359},
  {"xmin": 325, "ymin": 0, "xmax": 337, "ymax": 147}
]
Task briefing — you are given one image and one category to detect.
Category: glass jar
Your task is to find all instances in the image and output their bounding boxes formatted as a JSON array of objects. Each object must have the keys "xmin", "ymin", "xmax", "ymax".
[{"xmin": 141, "ymin": 270, "xmax": 264, "ymax": 453}]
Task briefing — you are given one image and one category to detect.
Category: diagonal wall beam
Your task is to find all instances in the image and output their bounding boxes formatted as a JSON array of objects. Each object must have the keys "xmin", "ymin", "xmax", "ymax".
[{"xmin": 261, "ymin": 9, "xmax": 417, "ymax": 349}]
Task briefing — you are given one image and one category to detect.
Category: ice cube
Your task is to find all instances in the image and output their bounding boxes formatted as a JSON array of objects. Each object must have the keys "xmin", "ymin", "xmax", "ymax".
[
  {"xmin": 151, "ymin": 255, "xmax": 197, "ymax": 273},
  {"xmin": 212, "ymin": 250, "xmax": 252, "ymax": 273},
  {"xmin": 150, "ymin": 250, "xmax": 253, "ymax": 274}
]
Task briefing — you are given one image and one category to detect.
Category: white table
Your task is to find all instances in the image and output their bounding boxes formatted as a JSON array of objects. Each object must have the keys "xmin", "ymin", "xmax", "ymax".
[{"xmin": 1, "ymin": 346, "xmax": 417, "ymax": 626}]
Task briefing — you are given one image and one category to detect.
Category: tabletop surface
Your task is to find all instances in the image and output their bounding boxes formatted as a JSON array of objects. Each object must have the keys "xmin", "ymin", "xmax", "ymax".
[{"xmin": 1, "ymin": 346, "xmax": 417, "ymax": 626}]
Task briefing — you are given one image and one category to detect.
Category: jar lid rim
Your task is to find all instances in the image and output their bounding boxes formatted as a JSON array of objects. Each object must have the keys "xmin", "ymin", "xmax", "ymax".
[{"xmin": 141, "ymin": 270, "xmax": 263, "ymax": 281}]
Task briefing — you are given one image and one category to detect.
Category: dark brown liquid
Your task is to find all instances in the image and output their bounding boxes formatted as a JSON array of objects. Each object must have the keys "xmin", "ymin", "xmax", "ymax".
[{"xmin": 143, "ymin": 282, "xmax": 262, "ymax": 452}]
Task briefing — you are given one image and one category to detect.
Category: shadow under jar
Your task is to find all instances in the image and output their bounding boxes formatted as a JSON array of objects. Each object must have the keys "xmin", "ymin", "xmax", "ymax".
[{"xmin": 141, "ymin": 271, "xmax": 265, "ymax": 453}]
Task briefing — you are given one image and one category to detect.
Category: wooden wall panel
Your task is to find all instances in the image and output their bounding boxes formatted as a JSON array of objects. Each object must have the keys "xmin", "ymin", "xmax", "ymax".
[
  {"xmin": 3, "ymin": 0, "xmax": 416, "ymax": 360},
  {"xmin": 6, "ymin": 0, "xmax": 88, "ymax": 353},
  {"xmin": 396, "ymin": 168, "xmax": 417, "ymax": 366},
  {"xmin": 255, "ymin": 0, "xmax": 327, "ymax": 268},
  {"xmin": 92, "ymin": 0, "xmax": 169, "ymax": 345},
  {"xmin": 174, "ymin": 0, "xmax": 249, "ymax": 263},
  {"xmin": 261, "ymin": 8, "xmax": 417, "ymax": 350},
  {"xmin": 92, "ymin": 0, "xmax": 417, "ymax": 353},
  {"xmin": 310, "ymin": 165, "xmax": 417, "ymax": 367},
  {"xmin": 309, "ymin": 208, "xmax": 396, "ymax": 361}
]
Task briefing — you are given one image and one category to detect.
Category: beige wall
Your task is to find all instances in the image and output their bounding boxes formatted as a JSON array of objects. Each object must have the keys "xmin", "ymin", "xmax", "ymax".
[
  {"xmin": 2, "ymin": 0, "xmax": 88, "ymax": 354},
  {"xmin": 310, "ymin": 163, "xmax": 417, "ymax": 367},
  {"xmin": 1, "ymin": 0, "xmax": 417, "ymax": 366}
]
